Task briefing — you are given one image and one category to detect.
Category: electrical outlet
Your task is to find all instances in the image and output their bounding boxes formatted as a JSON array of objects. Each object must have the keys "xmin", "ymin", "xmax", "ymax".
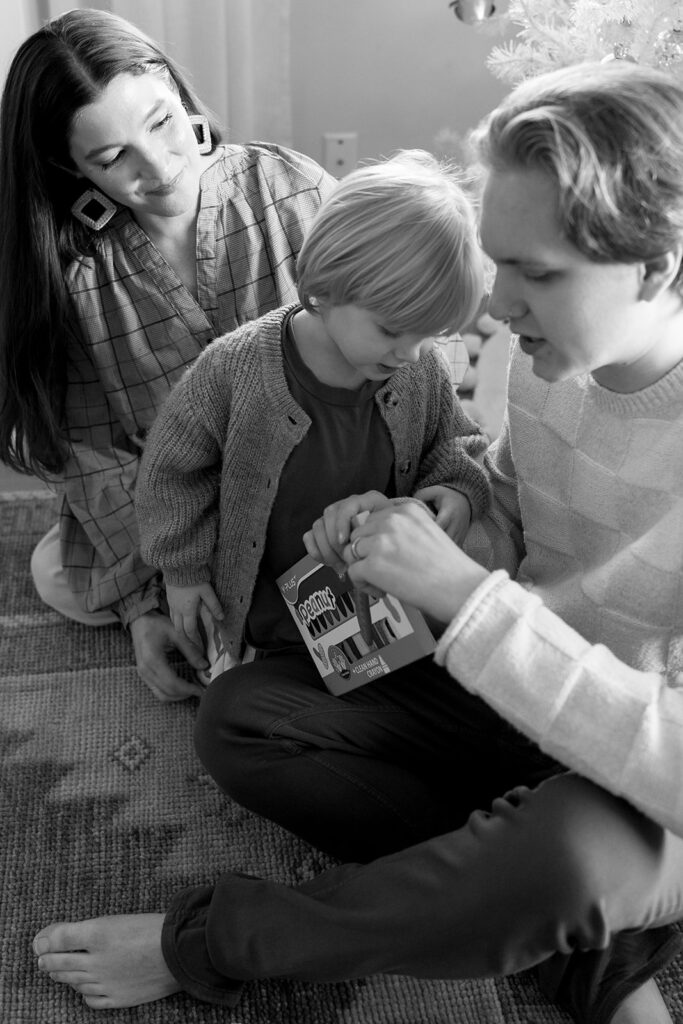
[{"xmin": 323, "ymin": 132, "xmax": 358, "ymax": 177}]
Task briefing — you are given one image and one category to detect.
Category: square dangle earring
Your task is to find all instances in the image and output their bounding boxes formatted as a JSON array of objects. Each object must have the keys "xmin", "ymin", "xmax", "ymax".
[
  {"xmin": 189, "ymin": 114, "xmax": 212, "ymax": 154},
  {"xmin": 71, "ymin": 188, "xmax": 117, "ymax": 230}
]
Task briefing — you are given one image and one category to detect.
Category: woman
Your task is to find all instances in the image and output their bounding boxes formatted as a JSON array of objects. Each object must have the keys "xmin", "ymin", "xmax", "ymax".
[
  {"xmin": 32, "ymin": 61, "xmax": 683, "ymax": 1024},
  {"xmin": 0, "ymin": 8, "xmax": 335, "ymax": 700}
]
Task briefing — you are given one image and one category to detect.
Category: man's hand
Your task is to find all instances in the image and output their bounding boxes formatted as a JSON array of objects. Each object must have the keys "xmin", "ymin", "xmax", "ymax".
[
  {"xmin": 130, "ymin": 611, "xmax": 208, "ymax": 702},
  {"xmin": 344, "ymin": 502, "xmax": 488, "ymax": 627},
  {"xmin": 303, "ymin": 491, "xmax": 391, "ymax": 571}
]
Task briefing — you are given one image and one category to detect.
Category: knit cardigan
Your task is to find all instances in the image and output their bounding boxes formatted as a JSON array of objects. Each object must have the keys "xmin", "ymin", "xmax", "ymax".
[
  {"xmin": 438, "ymin": 338, "xmax": 683, "ymax": 837},
  {"xmin": 137, "ymin": 304, "xmax": 490, "ymax": 662}
]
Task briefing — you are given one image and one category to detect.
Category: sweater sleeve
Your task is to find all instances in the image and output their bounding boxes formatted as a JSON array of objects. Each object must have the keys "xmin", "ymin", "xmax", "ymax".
[
  {"xmin": 411, "ymin": 351, "xmax": 491, "ymax": 518},
  {"xmin": 136, "ymin": 347, "xmax": 230, "ymax": 586},
  {"xmin": 463, "ymin": 411, "xmax": 526, "ymax": 577},
  {"xmin": 435, "ymin": 571, "xmax": 683, "ymax": 837}
]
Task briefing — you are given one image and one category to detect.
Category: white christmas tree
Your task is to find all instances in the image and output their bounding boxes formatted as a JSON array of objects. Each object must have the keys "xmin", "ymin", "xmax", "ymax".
[{"xmin": 481, "ymin": 0, "xmax": 683, "ymax": 83}]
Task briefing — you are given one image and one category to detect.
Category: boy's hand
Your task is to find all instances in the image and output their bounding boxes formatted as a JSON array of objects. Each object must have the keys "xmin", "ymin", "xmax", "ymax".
[
  {"xmin": 413, "ymin": 485, "xmax": 472, "ymax": 544},
  {"xmin": 166, "ymin": 581, "xmax": 224, "ymax": 648},
  {"xmin": 304, "ymin": 491, "xmax": 391, "ymax": 571}
]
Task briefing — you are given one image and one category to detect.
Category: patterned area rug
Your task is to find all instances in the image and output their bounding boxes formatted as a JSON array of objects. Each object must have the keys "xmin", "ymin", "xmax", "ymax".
[{"xmin": 1, "ymin": 494, "xmax": 680, "ymax": 1024}]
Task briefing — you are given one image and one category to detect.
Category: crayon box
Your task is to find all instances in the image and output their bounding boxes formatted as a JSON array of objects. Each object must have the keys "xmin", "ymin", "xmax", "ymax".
[{"xmin": 276, "ymin": 553, "xmax": 436, "ymax": 695}]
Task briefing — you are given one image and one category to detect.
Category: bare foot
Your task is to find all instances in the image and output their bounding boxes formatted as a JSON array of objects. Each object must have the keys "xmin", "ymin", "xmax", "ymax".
[
  {"xmin": 33, "ymin": 914, "xmax": 180, "ymax": 1009},
  {"xmin": 611, "ymin": 977, "xmax": 673, "ymax": 1024}
]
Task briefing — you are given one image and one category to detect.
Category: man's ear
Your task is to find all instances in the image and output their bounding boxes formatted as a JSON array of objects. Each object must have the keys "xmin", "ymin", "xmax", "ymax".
[{"xmin": 640, "ymin": 245, "xmax": 683, "ymax": 300}]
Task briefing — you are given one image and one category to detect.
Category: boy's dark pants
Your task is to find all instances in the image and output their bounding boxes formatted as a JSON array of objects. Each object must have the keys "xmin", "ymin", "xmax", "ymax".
[{"xmin": 161, "ymin": 653, "xmax": 683, "ymax": 1018}]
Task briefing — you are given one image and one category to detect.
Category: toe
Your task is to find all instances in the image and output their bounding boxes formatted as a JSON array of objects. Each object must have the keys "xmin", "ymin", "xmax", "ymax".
[
  {"xmin": 38, "ymin": 952, "xmax": 90, "ymax": 974},
  {"xmin": 71, "ymin": 981, "xmax": 106, "ymax": 997},
  {"xmin": 83, "ymin": 994, "xmax": 116, "ymax": 1009},
  {"xmin": 33, "ymin": 921, "xmax": 88, "ymax": 955},
  {"xmin": 47, "ymin": 970, "xmax": 89, "ymax": 985}
]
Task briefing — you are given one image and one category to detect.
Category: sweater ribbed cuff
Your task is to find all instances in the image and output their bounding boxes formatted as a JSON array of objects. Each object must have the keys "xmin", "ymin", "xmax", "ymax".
[
  {"xmin": 434, "ymin": 569, "xmax": 510, "ymax": 667},
  {"xmin": 161, "ymin": 564, "xmax": 212, "ymax": 588}
]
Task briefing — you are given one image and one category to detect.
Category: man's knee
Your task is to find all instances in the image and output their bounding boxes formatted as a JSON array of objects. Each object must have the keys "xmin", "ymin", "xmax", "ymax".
[{"xmin": 514, "ymin": 774, "xmax": 666, "ymax": 941}]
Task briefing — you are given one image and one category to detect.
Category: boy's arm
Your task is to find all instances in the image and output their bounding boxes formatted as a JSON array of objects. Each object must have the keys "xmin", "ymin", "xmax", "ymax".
[
  {"xmin": 463, "ymin": 412, "xmax": 526, "ymax": 578},
  {"xmin": 411, "ymin": 351, "xmax": 491, "ymax": 520},
  {"xmin": 136, "ymin": 347, "xmax": 229, "ymax": 589}
]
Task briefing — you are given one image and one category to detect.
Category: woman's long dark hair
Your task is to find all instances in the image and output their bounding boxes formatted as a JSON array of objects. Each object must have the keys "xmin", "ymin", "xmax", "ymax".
[{"xmin": 0, "ymin": 8, "xmax": 221, "ymax": 478}]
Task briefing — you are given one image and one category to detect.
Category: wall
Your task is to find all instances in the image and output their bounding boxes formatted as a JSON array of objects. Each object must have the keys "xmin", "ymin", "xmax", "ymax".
[
  {"xmin": 290, "ymin": 0, "xmax": 511, "ymax": 167},
  {"xmin": 1, "ymin": 0, "xmax": 511, "ymax": 167},
  {"xmin": 0, "ymin": 0, "xmax": 292, "ymax": 146},
  {"xmin": 0, "ymin": 2, "xmax": 36, "ymax": 86}
]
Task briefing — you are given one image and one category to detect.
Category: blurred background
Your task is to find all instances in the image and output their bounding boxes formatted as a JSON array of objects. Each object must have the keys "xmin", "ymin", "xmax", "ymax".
[{"xmin": 0, "ymin": 1, "xmax": 512, "ymax": 173}]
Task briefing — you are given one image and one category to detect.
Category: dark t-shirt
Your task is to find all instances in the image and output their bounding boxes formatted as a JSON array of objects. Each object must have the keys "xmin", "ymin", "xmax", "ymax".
[{"xmin": 246, "ymin": 307, "xmax": 396, "ymax": 648}]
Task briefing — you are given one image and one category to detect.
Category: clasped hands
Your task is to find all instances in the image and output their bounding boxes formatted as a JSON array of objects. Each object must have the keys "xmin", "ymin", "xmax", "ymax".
[
  {"xmin": 303, "ymin": 487, "xmax": 486, "ymax": 627},
  {"xmin": 164, "ymin": 486, "xmax": 472, "ymax": 643}
]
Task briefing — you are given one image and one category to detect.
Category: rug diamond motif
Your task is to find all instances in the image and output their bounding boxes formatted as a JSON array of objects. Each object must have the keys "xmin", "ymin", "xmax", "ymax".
[{"xmin": 111, "ymin": 734, "xmax": 152, "ymax": 771}]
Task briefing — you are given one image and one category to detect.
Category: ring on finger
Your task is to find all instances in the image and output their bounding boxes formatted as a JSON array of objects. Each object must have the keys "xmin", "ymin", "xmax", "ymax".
[{"xmin": 350, "ymin": 537, "xmax": 362, "ymax": 561}]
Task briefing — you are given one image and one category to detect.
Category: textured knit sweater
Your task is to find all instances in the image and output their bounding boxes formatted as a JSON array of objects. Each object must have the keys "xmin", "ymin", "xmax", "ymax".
[
  {"xmin": 137, "ymin": 304, "xmax": 490, "ymax": 663},
  {"xmin": 437, "ymin": 338, "xmax": 683, "ymax": 836}
]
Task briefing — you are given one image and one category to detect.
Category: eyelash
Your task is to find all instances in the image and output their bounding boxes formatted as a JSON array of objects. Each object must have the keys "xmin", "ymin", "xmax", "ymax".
[
  {"xmin": 98, "ymin": 112, "xmax": 174, "ymax": 171},
  {"xmin": 522, "ymin": 270, "xmax": 553, "ymax": 282}
]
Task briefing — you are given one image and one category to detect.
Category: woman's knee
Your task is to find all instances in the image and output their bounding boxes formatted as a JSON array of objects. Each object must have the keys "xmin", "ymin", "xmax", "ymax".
[
  {"xmin": 30, "ymin": 523, "xmax": 119, "ymax": 625},
  {"xmin": 30, "ymin": 524, "xmax": 63, "ymax": 607}
]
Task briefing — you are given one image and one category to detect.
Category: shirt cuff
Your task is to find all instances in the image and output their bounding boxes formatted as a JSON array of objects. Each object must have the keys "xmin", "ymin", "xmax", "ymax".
[{"xmin": 115, "ymin": 576, "xmax": 164, "ymax": 628}]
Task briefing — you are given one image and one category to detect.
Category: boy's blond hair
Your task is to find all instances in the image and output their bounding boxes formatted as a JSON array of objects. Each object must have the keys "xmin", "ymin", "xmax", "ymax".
[{"xmin": 297, "ymin": 149, "xmax": 484, "ymax": 335}]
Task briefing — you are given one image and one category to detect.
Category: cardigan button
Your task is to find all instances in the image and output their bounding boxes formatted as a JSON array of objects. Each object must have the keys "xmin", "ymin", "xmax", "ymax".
[
  {"xmin": 383, "ymin": 391, "xmax": 399, "ymax": 407},
  {"xmin": 399, "ymin": 459, "xmax": 412, "ymax": 474}
]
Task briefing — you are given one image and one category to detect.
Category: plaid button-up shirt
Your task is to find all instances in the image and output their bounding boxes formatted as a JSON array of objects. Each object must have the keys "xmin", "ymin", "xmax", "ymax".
[{"xmin": 56, "ymin": 143, "xmax": 336, "ymax": 625}]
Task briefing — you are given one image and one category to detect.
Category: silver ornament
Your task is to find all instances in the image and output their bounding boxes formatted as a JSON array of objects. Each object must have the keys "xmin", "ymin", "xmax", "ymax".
[{"xmin": 449, "ymin": 0, "xmax": 496, "ymax": 25}]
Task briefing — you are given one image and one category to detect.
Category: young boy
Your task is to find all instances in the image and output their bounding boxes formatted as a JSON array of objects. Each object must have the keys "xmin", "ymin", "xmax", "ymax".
[{"xmin": 134, "ymin": 150, "xmax": 490, "ymax": 684}]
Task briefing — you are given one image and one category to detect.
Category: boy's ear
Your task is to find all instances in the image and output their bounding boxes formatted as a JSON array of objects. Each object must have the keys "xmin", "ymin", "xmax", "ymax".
[{"xmin": 639, "ymin": 245, "xmax": 683, "ymax": 300}]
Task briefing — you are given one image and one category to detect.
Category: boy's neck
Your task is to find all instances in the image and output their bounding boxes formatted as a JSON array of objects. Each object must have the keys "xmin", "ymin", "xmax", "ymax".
[{"xmin": 290, "ymin": 308, "xmax": 367, "ymax": 390}]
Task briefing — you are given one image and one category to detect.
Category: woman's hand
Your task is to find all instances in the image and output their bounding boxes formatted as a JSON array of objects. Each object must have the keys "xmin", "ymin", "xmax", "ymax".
[
  {"xmin": 130, "ymin": 611, "xmax": 209, "ymax": 702},
  {"xmin": 303, "ymin": 491, "xmax": 391, "ymax": 571},
  {"xmin": 344, "ymin": 501, "xmax": 489, "ymax": 626},
  {"xmin": 413, "ymin": 485, "xmax": 472, "ymax": 544}
]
